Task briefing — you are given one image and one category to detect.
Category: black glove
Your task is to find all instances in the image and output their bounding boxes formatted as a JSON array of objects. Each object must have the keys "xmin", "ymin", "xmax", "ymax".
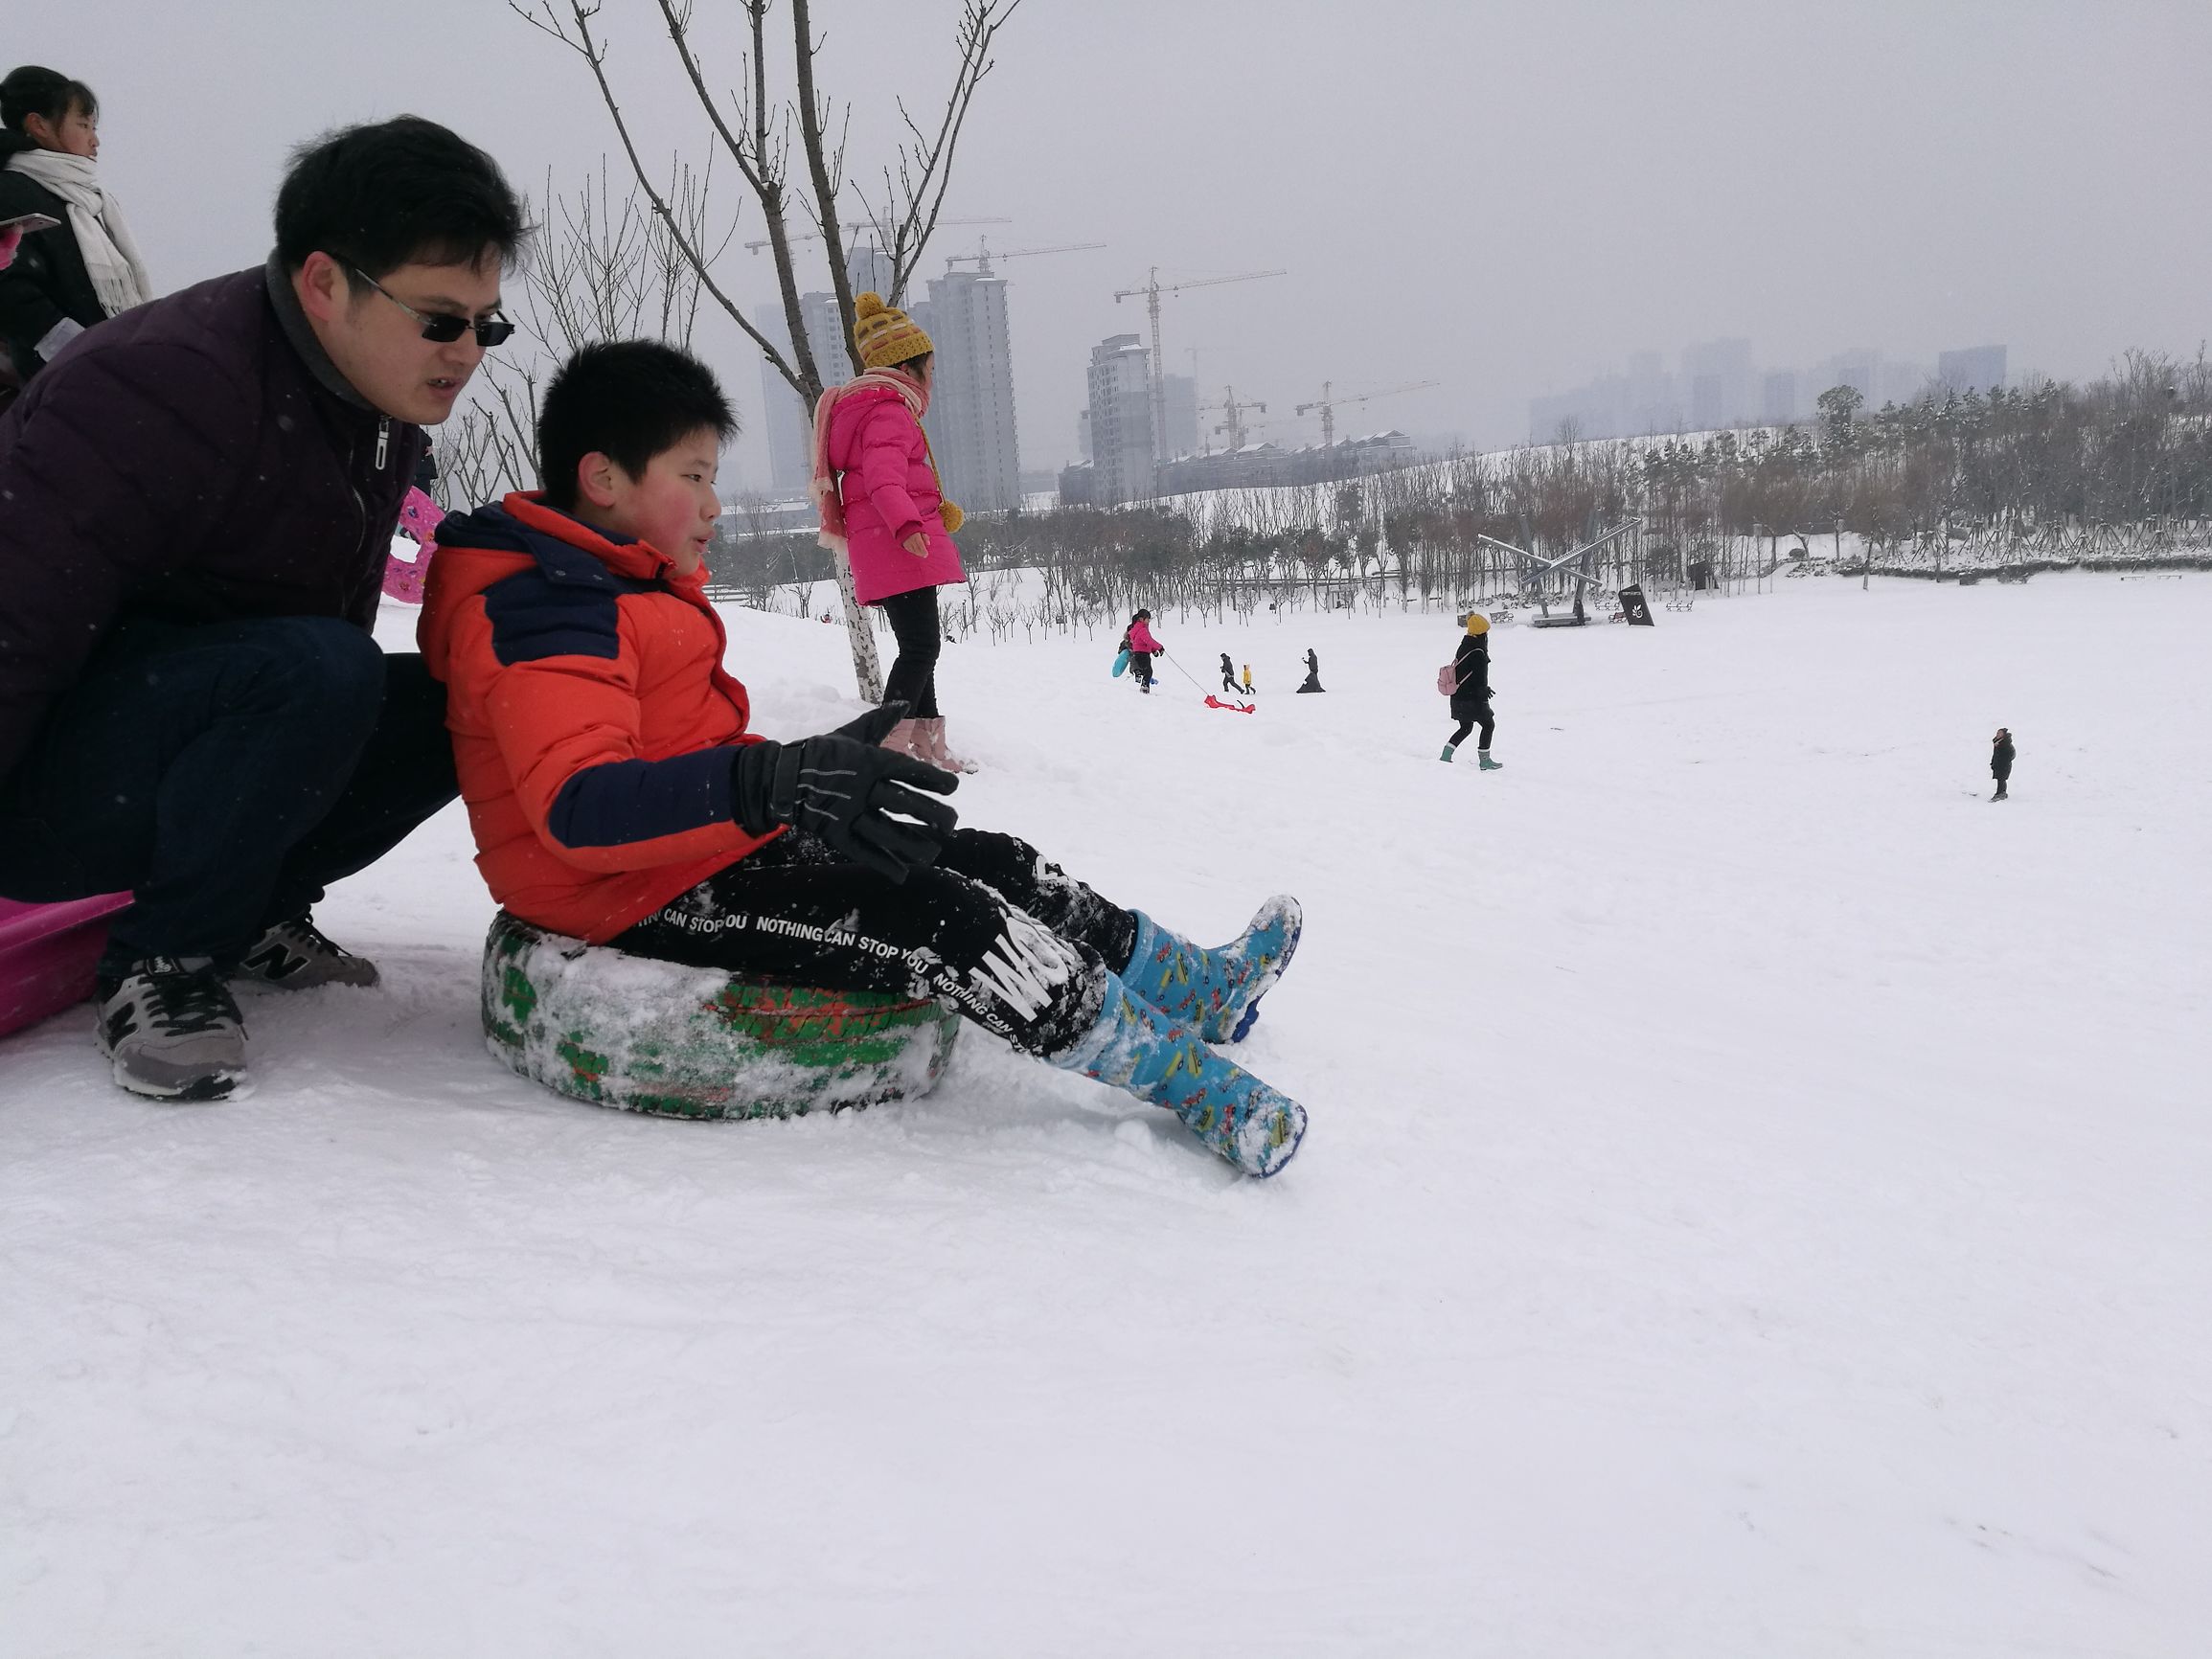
[{"xmin": 731, "ymin": 702, "xmax": 959, "ymax": 882}]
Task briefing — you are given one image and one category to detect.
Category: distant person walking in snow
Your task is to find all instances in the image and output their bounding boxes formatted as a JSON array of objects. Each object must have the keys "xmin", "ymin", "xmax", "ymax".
[
  {"xmin": 0, "ymin": 67, "xmax": 154, "ymax": 385},
  {"xmin": 1442, "ymin": 613, "xmax": 1501, "ymax": 769},
  {"xmin": 1991, "ymin": 727, "xmax": 2014, "ymax": 801},
  {"xmin": 1126, "ymin": 609, "xmax": 1163, "ymax": 693},
  {"xmin": 1242, "ymin": 663, "xmax": 1255, "ymax": 697},
  {"xmin": 1297, "ymin": 648, "xmax": 1324, "ymax": 693},
  {"xmin": 811, "ymin": 291, "xmax": 974, "ymax": 774},
  {"xmin": 1220, "ymin": 651, "xmax": 1238, "ymax": 694}
]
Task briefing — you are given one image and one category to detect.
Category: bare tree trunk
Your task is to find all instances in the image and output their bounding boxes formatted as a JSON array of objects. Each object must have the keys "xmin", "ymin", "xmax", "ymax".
[{"xmin": 787, "ymin": 0, "xmax": 880, "ymax": 697}]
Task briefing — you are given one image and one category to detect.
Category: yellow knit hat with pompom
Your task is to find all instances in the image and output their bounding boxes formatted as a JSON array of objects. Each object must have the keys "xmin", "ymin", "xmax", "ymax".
[{"xmin": 852, "ymin": 291, "xmax": 934, "ymax": 372}]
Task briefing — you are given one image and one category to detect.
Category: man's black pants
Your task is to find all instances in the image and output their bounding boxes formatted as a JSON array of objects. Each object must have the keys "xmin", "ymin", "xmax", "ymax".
[{"xmin": 0, "ymin": 615, "xmax": 458, "ymax": 968}]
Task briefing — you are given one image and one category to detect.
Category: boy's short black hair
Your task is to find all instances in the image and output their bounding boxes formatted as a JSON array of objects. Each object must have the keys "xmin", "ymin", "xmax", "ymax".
[
  {"xmin": 276, "ymin": 115, "xmax": 527, "ymax": 279},
  {"xmin": 537, "ymin": 340, "xmax": 738, "ymax": 511}
]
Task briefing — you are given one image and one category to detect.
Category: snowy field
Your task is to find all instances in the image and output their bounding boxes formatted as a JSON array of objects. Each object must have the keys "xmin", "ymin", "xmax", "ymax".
[{"xmin": 5, "ymin": 572, "xmax": 2208, "ymax": 1657}]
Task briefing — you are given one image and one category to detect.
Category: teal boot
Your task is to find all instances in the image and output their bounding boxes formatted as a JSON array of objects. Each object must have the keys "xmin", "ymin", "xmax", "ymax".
[
  {"xmin": 1053, "ymin": 973, "xmax": 1306, "ymax": 1177},
  {"xmin": 1123, "ymin": 896, "xmax": 1301, "ymax": 1043},
  {"xmin": 1440, "ymin": 743, "xmax": 1457, "ymax": 762},
  {"xmin": 1477, "ymin": 750, "xmax": 1504, "ymax": 771}
]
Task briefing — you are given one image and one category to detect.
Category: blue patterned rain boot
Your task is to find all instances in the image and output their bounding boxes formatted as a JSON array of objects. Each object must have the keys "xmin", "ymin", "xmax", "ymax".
[
  {"xmin": 1477, "ymin": 750, "xmax": 1503, "ymax": 771},
  {"xmin": 1053, "ymin": 973, "xmax": 1306, "ymax": 1177},
  {"xmin": 1124, "ymin": 895, "xmax": 1302, "ymax": 1044},
  {"xmin": 1440, "ymin": 743, "xmax": 1457, "ymax": 762}
]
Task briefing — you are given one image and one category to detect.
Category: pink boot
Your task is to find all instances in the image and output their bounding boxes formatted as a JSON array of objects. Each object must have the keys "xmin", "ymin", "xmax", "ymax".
[
  {"xmin": 881, "ymin": 718, "xmax": 930, "ymax": 761},
  {"xmin": 922, "ymin": 716, "xmax": 979, "ymax": 775}
]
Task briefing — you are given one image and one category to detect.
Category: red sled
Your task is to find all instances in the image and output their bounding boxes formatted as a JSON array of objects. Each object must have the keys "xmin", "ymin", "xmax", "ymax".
[
  {"xmin": 0, "ymin": 895, "xmax": 131, "ymax": 1039},
  {"xmin": 1204, "ymin": 695, "xmax": 1256, "ymax": 715}
]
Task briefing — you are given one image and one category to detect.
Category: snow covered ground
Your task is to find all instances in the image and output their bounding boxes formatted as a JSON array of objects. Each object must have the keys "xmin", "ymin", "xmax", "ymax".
[{"xmin": 5, "ymin": 572, "xmax": 2208, "ymax": 1656}]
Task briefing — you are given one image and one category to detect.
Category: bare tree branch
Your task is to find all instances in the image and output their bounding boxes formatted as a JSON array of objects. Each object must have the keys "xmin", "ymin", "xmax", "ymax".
[
  {"xmin": 512, "ymin": 0, "xmax": 803, "ymax": 389},
  {"xmin": 849, "ymin": 0, "xmax": 1022, "ymax": 304},
  {"xmin": 789, "ymin": 0, "xmax": 863, "ymax": 378}
]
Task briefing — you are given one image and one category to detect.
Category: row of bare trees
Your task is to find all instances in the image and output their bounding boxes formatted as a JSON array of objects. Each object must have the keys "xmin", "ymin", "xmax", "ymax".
[{"xmin": 702, "ymin": 351, "xmax": 2212, "ymax": 645}]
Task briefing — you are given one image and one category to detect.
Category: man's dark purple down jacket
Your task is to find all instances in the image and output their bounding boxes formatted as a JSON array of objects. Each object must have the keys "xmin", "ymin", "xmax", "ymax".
[{"xmin": 0, "ymin": 256, "xmax": 426, "ymax": 785}]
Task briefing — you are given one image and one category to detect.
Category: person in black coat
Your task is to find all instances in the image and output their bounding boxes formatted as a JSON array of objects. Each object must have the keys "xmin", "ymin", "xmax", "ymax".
[
  {"xmin": 1442, "ymin": 614, "xmax": 1501, "ymax": 769},
  {"xmin": 0, "ymin": 67, "xmax": 147, "ymax": 383},
  {"xmin": 1297, "ymin": 647, "xmax": 1324, "ymax": 693},
  {"xmin": 1991, "ymin": 727, "xmax": 2014, "ymax": 801},
  {"xmin": 1219, "ymin": 651, "xmax": 1238, "ymax": 694}
]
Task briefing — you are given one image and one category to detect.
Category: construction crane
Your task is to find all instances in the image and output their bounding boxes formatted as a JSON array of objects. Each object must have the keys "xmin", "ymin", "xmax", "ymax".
[
  {"xmin": 1113, "ymin": 266, "xmax": 1288, "ymax": 456},
  {"xmin": 1293, "ymin": 379, "xmax": 1441, "ymax": 448},
  {"xmin": 1202, "ymin": 387, "xmax": 1270, "ymax": 453},
  {"xmin": 944, "ymin": 238, "xmax": 1105, "ymax": 275},
  {"xmin": 742, "ymin": 216, "xmax": 1010, "ymax": 254}
]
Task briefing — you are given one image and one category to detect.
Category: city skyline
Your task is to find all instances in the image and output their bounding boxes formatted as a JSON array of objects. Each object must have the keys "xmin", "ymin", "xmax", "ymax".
[{"xmin": 1529, "ymin": 337, "xmax": 2018, "ymax": 444}]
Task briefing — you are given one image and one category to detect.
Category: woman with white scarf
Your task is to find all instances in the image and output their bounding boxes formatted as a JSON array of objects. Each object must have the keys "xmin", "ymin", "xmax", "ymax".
[{"xmin": 0, "ymin": 66, "xmax": 154, "ymax": 381}]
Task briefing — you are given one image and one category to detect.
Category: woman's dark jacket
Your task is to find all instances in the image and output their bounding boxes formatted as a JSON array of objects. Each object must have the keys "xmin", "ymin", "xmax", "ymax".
[
  {"xmin": 0, "ymin": 168, "xmax": 104, "ymax": 380},
  {"xmin": 1449, "ymin": 632, "xmax": 1491, "ymax": 717}
]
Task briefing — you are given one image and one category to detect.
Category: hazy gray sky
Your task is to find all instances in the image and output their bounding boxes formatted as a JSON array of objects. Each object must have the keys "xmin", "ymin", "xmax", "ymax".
[{"xmin": 14, "ymin": 0, "xmax": 2211, "ymax": 486}]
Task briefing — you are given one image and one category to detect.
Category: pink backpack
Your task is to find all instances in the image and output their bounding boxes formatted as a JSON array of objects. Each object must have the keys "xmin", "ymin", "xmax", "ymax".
[{"xmin": 1436, "ymin": 665, "xmax": 1458, "ymax": 695}]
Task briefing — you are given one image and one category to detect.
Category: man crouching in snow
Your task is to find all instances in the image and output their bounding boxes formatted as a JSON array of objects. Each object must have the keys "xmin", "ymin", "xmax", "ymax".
[
  {"xmin": 419, "ymin": 340, "xmax": 1308, "ymax": 1177},
  {"xmin": 0, "ymin": 118, "xmax": 526, "ymax": 1100}
]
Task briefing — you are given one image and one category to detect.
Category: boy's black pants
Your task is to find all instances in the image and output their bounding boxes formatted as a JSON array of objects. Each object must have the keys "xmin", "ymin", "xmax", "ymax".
[
  {"xmin": 0, "ymin": 614, "xmax": 458, "ymax": 966},
  {"xmin": 614, "ymin": 829, "xmax": 1141, "ymax": 1058}
]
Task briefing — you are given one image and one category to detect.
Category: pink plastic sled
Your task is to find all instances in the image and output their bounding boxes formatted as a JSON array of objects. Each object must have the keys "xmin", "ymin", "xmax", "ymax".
[
  {"xmin": 0, "ymin": 895, "xmax": 131, "ymax": 1038},
  {"xmin": 381, "ymin": 487, "xmax": 445, "ymax": 604}
]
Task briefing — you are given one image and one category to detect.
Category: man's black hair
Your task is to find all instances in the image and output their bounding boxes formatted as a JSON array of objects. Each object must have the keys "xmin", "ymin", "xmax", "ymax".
[
  {"xmin": 275, "ymin": 115, "xmax": 526, "ymax": 278},
  {"xmin": 0, "ymin": 65, "xmax": 97, "ymax": 159},
  {"xmin": 537, "ymin": 340, "xmax": 737, "ymax": 511}
]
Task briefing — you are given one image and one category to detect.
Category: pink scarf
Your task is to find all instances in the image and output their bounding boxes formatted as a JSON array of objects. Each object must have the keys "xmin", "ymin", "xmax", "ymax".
[{"xmin": 810, "ymin": 369, "xmax": 929, "ymax": 554}]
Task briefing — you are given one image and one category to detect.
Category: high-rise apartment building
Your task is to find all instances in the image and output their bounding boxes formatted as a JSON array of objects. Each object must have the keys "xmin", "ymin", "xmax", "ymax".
[
  {"xmin": 761, "ymin": 288, "xmax": 859, "ymax": 495},
  {"xmin": 1086, "ymin": 333, "xmax": 1154, "ymax": 506},
  {"xmin": 1761, "ymin": 369, "xmax": 1799, "ymax": 424},
  {"xmin": 1160, "ymin": 374, "xmax": 1199, "ymax": 461},
  {"xmin": 1682, "ymin": 337, "xmax": 1753, "ymax": 428},
  {"xmin": 1937, "ymin": 345, "xmax": 2007, "ymax": 396},
  {"xmin": 921, "ymin": 267, "xmax": 1020, "ymax": 512}
]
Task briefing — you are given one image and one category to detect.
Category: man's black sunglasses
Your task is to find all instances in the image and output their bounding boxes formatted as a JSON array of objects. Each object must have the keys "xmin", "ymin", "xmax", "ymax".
[{"xmin": 346, "ymin": 261, "xmax": 515, "ymax": 348}]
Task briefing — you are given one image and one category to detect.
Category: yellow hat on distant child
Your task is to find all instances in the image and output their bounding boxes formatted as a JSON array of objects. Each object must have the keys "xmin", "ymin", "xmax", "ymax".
[{"xmin": 853, "ymin": 292, "xmax": 934, "ymax": 372}]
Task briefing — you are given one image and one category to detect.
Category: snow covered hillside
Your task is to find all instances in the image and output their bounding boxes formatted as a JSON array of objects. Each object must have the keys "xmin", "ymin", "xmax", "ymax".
[{"xmin": 5, "ymin": 574, "xmax": 2207, "ymax": 1656}]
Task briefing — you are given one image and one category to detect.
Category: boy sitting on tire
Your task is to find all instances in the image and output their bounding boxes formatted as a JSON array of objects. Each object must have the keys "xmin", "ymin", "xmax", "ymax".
[{"xmin": 419, "ymin": 341, "xmax": 1308, "ymax": 1176}]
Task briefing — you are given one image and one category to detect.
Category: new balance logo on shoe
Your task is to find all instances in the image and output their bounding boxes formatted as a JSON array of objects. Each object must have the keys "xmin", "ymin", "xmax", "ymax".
[{"xmin": 233, "ymin": 916, "xmax": 380, "ymax": 990}]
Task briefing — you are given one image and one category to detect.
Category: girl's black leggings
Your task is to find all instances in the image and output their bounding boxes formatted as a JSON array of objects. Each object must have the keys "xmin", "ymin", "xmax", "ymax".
[
  {"xmin": 613, "ymin": 828, "xmax": 1141, "ymax": 1059},
  {"xmin": 877, "ymin": 586, "xmax": 943, "ymax": 719}
]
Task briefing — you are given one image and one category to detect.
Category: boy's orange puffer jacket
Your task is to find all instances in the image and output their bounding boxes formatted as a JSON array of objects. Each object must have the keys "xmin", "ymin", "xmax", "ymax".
[{"xmin": 418, "ymin": 493, "xmax": 779, "ymax": 943}]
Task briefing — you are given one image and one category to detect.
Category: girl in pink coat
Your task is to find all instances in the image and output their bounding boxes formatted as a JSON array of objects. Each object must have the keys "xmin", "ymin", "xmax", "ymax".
[
  {"xmin": 810, "ymin": 292, "xmax": 974, "ymax": 773},
  {"xmin": 1124, "ymin": 609, "xmax": 1164, "ymax": 693}
]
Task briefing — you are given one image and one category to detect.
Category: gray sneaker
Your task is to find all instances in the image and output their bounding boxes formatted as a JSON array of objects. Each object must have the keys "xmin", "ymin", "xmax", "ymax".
[
  {"xmin": 95, "ymin": 957, "xmax": 251, "ymax": 1101},
  {"xmin": 234, "ymin": 915, "xmax": 380, "ymax": 990}
]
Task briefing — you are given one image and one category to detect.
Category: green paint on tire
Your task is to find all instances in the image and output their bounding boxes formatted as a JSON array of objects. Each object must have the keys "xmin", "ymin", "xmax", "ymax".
[{"xmin": 480, "ymin": 911, "xmax": 959, "ymax": 1120}]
